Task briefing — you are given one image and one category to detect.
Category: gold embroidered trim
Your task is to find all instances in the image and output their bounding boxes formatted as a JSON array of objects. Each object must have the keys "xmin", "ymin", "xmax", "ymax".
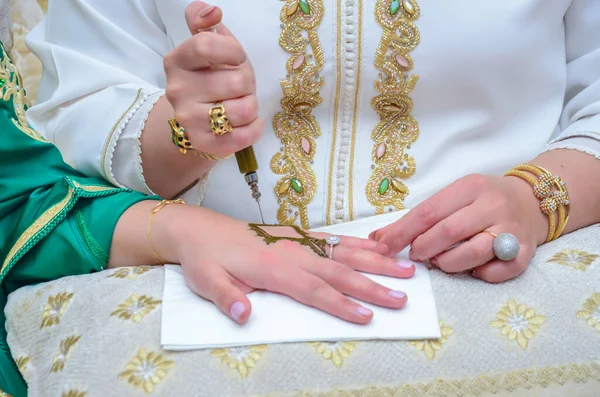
[
  {"xmin": 325, "ymin": 0, "xmax": 343, "ymax": 227},
  {"xmin": 347, "ymin": 0, "xmax": 364, "ymax": 222},
  {"xmin": 0, "ymin": 45, "xmax": 46, "ymax": 142},
  {"xmin": 366, "ymin": 0, "xmax": 420, "ymax": 214},
  {"xmin": 101, "ymin": 88, "xmax": 144, "ymax": 183},
  {"xmin": 72, "ymin": 181, "xmax": 120, "ymax": 193},
  {"xmin": 272, "ymin": 0, "xmax": 325, "ymax": 229},
  {"xmin": 268, "ymin": 362, "xmax": 600, "ymax": 396},
  {"xmin": 0, "ymin": 188, "xmax": 74, "ymax": 275}
]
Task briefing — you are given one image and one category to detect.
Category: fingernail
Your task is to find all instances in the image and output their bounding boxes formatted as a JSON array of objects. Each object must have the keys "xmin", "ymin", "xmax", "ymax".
[
  {"xmin": 397, "ymin": 260, "xmax": 414, "ymax": 269},
  {"xmin": 389, "ymin": 290, "xmax": 406, "ymax": 299},
  {"xmin": 199, "ymin": 5, "xmax": 217, "ymax": 18},
  {"xmin": 356, "ymin": 306, "xmax": 373, "ymax": 317},
  {"xmin": 230, "ymin": 302, "xmax": 245, "ymax": 321}
]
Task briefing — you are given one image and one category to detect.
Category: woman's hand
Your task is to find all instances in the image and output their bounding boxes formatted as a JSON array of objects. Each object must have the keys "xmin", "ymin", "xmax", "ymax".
[
  {"xmin": 370, "ymin": 174, "xmax": 548, "ymax": 283},
  {"xmin": 156, "ymin": 206, "xmax": 415, "ymax": 325},
  {"xmin": 163, "ymin": 2, "xmax": 263, "ymax": 159}
]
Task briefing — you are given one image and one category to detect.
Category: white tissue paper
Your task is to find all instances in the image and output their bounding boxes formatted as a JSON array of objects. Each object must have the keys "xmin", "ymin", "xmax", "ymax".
[{"xmin": 161, "ymin": 211, "xmax": 440, "ymax": 350}]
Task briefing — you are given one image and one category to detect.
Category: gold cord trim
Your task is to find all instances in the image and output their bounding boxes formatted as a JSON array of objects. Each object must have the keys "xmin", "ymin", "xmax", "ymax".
[
  {"xmin": 366, "ymin": 0, "xmax": 421, "ymax": 214},
  {"xmin": 325, "ymin": 0, "xmax": 343, "ymax": 227},
  {"xmin": 1, "ymin": 188, "xmax": 74, "ymax": 275},
  {"xmin": 272, "ymin": 0, "xmax": 325, "ymax": 229},
  {"xmin": 101, "ymin": 88, "xmax": 144, "ymax": 182}
]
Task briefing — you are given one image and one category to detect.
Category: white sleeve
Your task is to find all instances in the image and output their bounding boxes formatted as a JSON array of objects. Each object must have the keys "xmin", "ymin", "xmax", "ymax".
[
  {"xmin": 24, "ymin": 0, "xmax": 171, "ymax": 191},
  {"xmin": 542, "ymin": 0, "xmax": 600, "ymax": 159}
]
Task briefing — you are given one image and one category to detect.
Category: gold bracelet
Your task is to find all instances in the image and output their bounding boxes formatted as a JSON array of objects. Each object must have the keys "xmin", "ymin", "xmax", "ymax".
[
  {"xmin": 147, "ymin": 199, "xmax": 186, "ymax": 263},
  {"xmin": 504, "ymin": 164, "xmax": 570, "ymax": 242}
]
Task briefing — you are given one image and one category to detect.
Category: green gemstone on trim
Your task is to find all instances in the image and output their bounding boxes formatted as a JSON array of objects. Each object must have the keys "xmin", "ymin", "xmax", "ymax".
[
  {"xmin": 291, "ymin": 178, "xmax": 303, "ymax": 193},
  {"xmin": 379, "ymin": 178, "xmax": 390, "ymax": 195},
  {"xmin": 0, "ymin": 79, "xmax": 5, "ymax": 87},
  {"xmin": 390, "ymin": 0, "xmax": 401, "ymax": 15},
  {"xmin": 299, "ymin": 0, "xmax": 311, "ymax": 15}
]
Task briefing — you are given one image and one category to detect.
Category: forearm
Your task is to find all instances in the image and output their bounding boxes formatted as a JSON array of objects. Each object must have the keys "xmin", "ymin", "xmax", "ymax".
[
  {"xmin": 108, "ymin": 199, "xmax": 218, "ymax": 269},
  {"xmin": 529, "ymin": 148, "xmax": 600, "ymax": 235},
  {"xmin": 140, "ymin": 96, "xmax": 214, "ymax": 199}
]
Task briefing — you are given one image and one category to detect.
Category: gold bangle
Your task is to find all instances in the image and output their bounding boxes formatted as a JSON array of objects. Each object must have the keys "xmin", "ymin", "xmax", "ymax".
[
  {"xmin": 505, "ymin": 169, "xmax": 557, "ymax": 241},
  {"xmin": 147, "ymin": 199, "xmax": 186, "ymax": 263},
  {"xmin": 504, "ymin": 164, "xmax": 570, "ymax": 242}
]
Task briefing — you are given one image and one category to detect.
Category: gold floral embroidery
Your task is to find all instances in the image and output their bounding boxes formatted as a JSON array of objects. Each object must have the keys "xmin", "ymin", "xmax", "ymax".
[
  {"xmin": 272, "ymin": 0, "xmax": 325, "ymax": 229},
  {"xmin": 61, "ymin": 391, "xmax": 87, "ymax": 397},
  {"xmin": 40, "ymin": 292, "xmax": 74, "ymax": 329},
  {"xmin": 576, "ymin": 292, "xmax": 600, "ymax": 332},
  {"xmin": 51, "ymin": 335, "xmax": 82, "ymax": 372},
  {"xmin": 0, "ymin": 45, "xmax": 46, "ymax": 142},
  {"xmin": 548, "ymin": 249, "xmax": 599, "ymax": 271},
  {"xmin": 16, "ymin": 289, "xmax": 46, "ymax": 319},
  {"xmin": 211, "ymin": 345, "xmax": 268, "ymax": 378},
  {"xmin": 491, "ymin": 299, "xmax": 545, "ymax": 349},
  {"xmin": 15, "ymin": 356, "xmax": 29, "ymax": 374},
  {"xmin": 0, "ymin": 389, "xmax": 13, "ymax": 397},
  {"xmin": 111, "ymin": 294, "xmax": 162, "ymax": 323},
  {"xmin": 308, "ymin": 342, "xmax": 357, "ymax": 368},
  {"xmin": 367, "ymin": 0, "xmax": 420, "ymax": 214},
  {"xmin": 108, "ymin": 266, "xmax": 153, "ymax": 280},
  {"xmin": 410, "ymin": 321, "xmax": 453, "ymax": 360},
  {"xmin": 119, "ymin": 348, "xmax": 174, "ymax": 394}
]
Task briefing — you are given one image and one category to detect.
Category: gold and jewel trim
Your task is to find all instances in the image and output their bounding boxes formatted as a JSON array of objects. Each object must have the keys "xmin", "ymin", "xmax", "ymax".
[
  {"xmin": 271, "ymin": 0, "xmax": 325, "ymax": 229},
  {"xmin": 0, "ymin": 45, "xmax": 46, "ymax": 142},
  {"xmin": 366, "ymin": 0, "xmax": 421, "ymax": 214}
]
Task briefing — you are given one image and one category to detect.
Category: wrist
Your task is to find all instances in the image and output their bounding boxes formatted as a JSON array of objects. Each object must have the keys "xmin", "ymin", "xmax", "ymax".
[{"xmin": 504, "ymin": 176, "xmax": 549, "ymax": 246}]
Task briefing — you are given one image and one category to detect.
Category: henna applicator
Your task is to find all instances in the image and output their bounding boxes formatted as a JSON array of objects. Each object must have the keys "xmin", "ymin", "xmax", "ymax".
[{"xmin": 234, "ymin": 146, "xmax": 265, "ymax": 223}]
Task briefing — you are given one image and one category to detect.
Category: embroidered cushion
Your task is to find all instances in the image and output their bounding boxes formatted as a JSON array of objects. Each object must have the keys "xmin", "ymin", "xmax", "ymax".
[{"xmin": 5, "ymin": 225, "xmax": 600, "ymax": 397}]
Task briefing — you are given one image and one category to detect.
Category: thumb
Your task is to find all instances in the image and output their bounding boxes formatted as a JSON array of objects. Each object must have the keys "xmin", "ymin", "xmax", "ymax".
[{"xmin": 185, "ymin": 2, "xmax": 224, "ymax": 34}]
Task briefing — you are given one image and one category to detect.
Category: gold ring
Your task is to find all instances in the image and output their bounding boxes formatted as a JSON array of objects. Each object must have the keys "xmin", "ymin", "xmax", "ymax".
[
  {"xmin": 209, "ymin": 103, "xmax": 233, "ymax": 135},
  {"xmin": 482, "ymin": 231, "xmax": 498, "ymax": 238},
  {"xmin": 168, "ymin": 118, "xmax": 228, "ymax": 161}
]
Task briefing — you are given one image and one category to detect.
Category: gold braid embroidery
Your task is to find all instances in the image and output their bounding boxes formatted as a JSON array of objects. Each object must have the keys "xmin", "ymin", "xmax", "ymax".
[
  {"xmin": 271, "ymin": 0, "xmax": 325, "ymax": 229},
  {"xmin": 366, "ymin": 0, "xmax": 420, "ymax": 214},
  {"xmin": 248, "ymin": 224, "xmax": 327, "ymax": 258},
  {"xmin": 0, "ymin": 46, "xmax": 46, "ymax": 142}
]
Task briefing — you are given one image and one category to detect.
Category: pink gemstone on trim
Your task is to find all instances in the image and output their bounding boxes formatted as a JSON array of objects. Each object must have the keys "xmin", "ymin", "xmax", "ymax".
[
  {"xmin": 376, "ymin": 143, "xmax": 386, "ymax": 159},
  {"xmin": 293, "ymin": 55, "xmax": 305, "ymax": 70},
  {"xmin": 396, "ymin": 55, "xmax": 409, "ymax": 68},
  {"xmin": 301, "ymin": 137, "xmax": 311, "ymax": 154}
]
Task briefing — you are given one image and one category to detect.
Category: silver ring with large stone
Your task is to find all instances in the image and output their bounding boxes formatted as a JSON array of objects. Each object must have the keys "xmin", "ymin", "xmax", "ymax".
[
  {"xmin": 488, "ymin": 232, "xmax": 520, "ymax": 261},
  {"xmin": 326, "ymin": 236, "xmax": 342, "ymax": 260}
]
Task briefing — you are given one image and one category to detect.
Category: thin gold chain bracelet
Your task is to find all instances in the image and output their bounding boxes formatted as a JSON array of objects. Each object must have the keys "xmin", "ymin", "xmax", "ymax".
[{"xmin": 147, "ymin": 199, "xmax": 186, "ymax": 263}]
